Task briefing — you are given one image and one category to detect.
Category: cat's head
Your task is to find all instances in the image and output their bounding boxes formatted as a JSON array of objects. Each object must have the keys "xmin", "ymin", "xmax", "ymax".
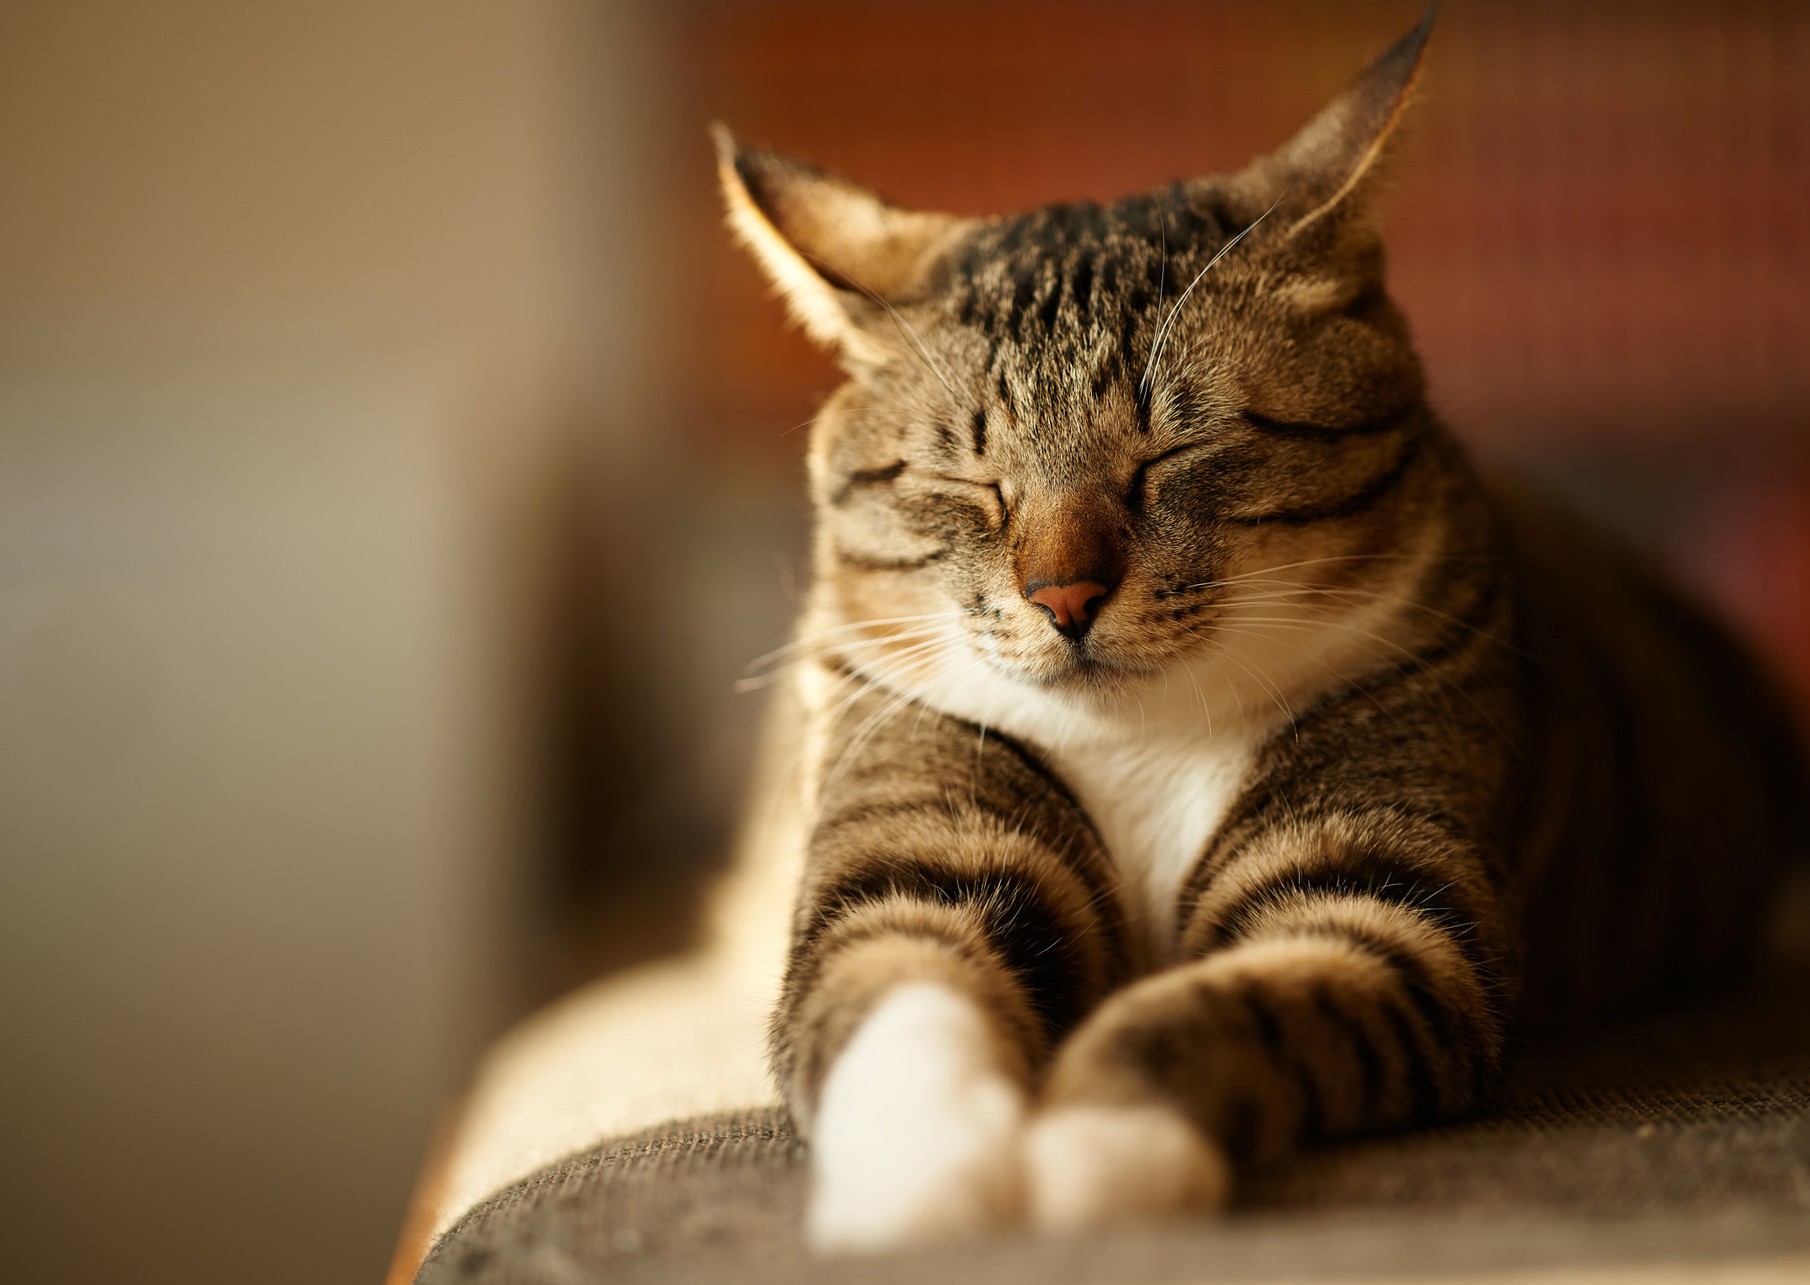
[{"xmin": 721, "ymin": 14, "xmax": 1443, "ymax": 700}]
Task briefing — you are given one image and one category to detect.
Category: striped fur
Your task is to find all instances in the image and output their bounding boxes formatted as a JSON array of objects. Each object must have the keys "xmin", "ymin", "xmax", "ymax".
[{"xmin": 718, "ymin": 13, "xmax": 1807, "ymax": 1251}]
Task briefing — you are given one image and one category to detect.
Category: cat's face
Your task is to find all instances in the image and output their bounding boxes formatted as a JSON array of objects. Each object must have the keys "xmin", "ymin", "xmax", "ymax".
[
  {"xmin": 808, "ymin": 192, "xmax": 1427, "ymax": 692},
  {"xmin": 721, "ymin": 18, "xmax": 1437, "ymax": 701}
]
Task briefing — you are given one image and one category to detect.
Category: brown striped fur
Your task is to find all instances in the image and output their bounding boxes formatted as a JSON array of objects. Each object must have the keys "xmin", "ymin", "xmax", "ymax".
[{"xmin": 716, "ymin": 11, "xmax": 1807, "ymax": 1249}]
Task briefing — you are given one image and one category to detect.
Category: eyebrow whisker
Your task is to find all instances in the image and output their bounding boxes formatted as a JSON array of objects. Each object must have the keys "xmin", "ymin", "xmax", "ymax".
[{"xmin": 1139, "ymin": 192, "xmax": 1286, "ymax": 402}]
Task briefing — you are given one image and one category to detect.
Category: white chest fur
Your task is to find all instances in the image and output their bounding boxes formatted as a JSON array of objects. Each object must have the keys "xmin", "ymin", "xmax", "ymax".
[
  {"xmin": 1040, "ymin": 728, "xmax": 1261, "ymax": 967},
  {"xmin": 892, "ymin": 642, "xmax": 1284, "ymax": 970}
]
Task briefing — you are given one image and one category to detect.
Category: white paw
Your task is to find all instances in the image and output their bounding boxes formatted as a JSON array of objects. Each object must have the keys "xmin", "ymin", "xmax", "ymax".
[
  {"xmin": 806, "ymin": 984, "xmax": 1028, "ymax": 1254},
  {"xmin": 1024, "ymin": 1103, "xmax": 1230, "ymax": 1234}
]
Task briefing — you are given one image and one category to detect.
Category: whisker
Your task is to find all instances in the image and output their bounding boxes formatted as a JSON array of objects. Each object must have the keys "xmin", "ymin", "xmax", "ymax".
[
  {"xmin": 1185, "ymin": 550, "xmax": 1495, "ymax": 593},
  {"xmin": 1214, "ymin": 640, "xmax": 1298, "ymax": 737},
  {"xmin": 847, "ymin": 276, "xmax": 961, "ymax": 407},
  {"xmin": 1221, "ymin": 582, "xmax": 1521, "ymax": 651},
  {"xmin": 744, "ymin": 611, "xmax": 964, "ymax": 670},
  {"xmin": 819, "ymin": 655, "xmax": 953, "ymax": 795},
  {"xmin": 1140, "ymin": 193, "xmax": 1285, "ymax": 400},
  {"xmin": 1210, "ymin": 614, "xmax": 1512, "ymax": 742},
  {"xmin": 1199, "ymin": 621, "xmax": 1394, "ymax": 719},
  {"xmin": 734, "ymin": 628, "xmax": 953, "ymax": 692}
]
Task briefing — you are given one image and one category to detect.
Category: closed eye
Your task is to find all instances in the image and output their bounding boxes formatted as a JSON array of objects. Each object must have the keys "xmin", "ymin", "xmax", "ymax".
[
  {"xmin": 927, "ymin": 475, "xmax": 1007, "ymax": 527},
  {"xmin": 1128, "ymin": 443, "xmax": 1208, "ymax": 510},
  {"xmin": 1241, "ymin": 405, "xmax": 1417, "ymax": 439}
]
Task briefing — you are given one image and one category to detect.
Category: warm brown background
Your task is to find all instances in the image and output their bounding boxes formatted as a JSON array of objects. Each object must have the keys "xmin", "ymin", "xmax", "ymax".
[{"xmin": 2, "ymin": 4, "xmax": 1805, "ymax": 1284}]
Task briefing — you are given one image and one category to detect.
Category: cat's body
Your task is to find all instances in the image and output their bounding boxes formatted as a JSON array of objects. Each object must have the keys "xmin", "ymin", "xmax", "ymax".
[{"xmin": 715, "ymin": 14, "xmax": 1805, "ymax": 1253}]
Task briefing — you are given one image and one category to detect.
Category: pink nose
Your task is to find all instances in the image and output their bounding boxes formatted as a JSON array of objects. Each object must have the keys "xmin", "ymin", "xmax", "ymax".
[{"xmin": 1025, "ymin": 578, "xmax": 1113, "ymax": 640}]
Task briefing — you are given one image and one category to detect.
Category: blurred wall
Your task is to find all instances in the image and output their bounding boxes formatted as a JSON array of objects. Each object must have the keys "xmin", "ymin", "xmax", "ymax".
[{"xmin": 0, "ymin": 3, "xmax": 659, "ymax": 1282}]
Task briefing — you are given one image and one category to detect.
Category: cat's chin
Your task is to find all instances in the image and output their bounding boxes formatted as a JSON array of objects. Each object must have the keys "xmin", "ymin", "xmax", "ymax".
[
  {"xmin": 997, "ymin": 654, "xmax": 1128, "ymax": 694},
  {"xmin": 999, "ymin": 648, "xmax": 1172, "ymax": 698}
]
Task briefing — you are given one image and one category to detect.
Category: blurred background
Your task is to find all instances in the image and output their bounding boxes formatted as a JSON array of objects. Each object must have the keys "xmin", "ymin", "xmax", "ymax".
[{"xmin": 1, "ymin": 1, "xmax": 1805, "ymax": 1282}]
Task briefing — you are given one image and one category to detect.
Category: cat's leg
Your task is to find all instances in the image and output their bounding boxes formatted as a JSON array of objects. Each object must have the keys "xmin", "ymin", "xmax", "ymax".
[
  {"xmin": 779, "ymin": 691, "xmax": 1128, "ymax": 1253},
  {"xmin": 794, "ymin": 910, "xmax": 1035, "ymax": 1252},
  {"xmin": 788, "ymin": 839, "xmax": 1122, "ymax": 1252},
  {"xmin": 1025, "ymin": 810, "xmax": 1510, "ymax": 1231}
]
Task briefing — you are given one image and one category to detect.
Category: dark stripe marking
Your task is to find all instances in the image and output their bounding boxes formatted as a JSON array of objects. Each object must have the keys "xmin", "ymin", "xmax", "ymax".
[
  {"xmin": 814, "ymin": 792, "xmax": 1094, "ymax": 886},
  {"xmin": 1342, "ymin": 587, "xmax": 1504, "ymax": 702},
  {"xmin": 1311, "ymin": 984, "xmax": 1384, "ymax": 1120},
  {"xmin": 1180, "ymin": 792, "xmax": 1491, "ymax": 942},
  {"xmin": 1200, "ymin": 853, "xmax": 1489, "ymax": 977},
  {"xmin": 1375, "ymin": 987, "xmax": 1444, "ymax": 1123},
  {"xmin": 1232, "ymin": 433, "xmax": 1426, "ymax": 527},
  {"xmin": 1010, "ymin": 262, "xmax": 1040, "ymax": 332},
  {"xmin": 944, "ymin": 718, "xmax": 1111, "ymax": 855},
  {"xmin": 1240, "ymin": 986, "xmax": 1326, "ymax": 1144},
  {"xmin": 935, "ymin": 716, "xmax": 1131, "ymax": 978},
  {"xmin": 834, "ymin": 546, "xmax": 946, "ymax": 572},
  {"xmin": 1324, "ymin": 923, "xmax": 1498, "ymax": 1106},
  {"xmin": 1070, "ymin": 255, "xmax": 1095, "ymax": 315},
  {"xmin": 1241, "ymin": 404, "xmax": 1418, "ymax": 443},
  {"xmin": 829, "ymin": 459, "xmax": 908, "ymax": 506},
  {"xmin": 805, "ymin": 863, "xmax": 1099, "ymax": 1043},
  {"xmin": 783, "ymin": 907, "xmax": 1011, "ymax": 1094}
]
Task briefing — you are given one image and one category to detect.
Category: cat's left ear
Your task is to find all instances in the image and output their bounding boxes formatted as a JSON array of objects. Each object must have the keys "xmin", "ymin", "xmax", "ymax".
[
  {"xmin": 1243, "ymin": 6, "xmax": 1434, "ymax": 242},
  {"xmin": 714, "ymin": 124, "xmax": 978, "ymax": 367}
]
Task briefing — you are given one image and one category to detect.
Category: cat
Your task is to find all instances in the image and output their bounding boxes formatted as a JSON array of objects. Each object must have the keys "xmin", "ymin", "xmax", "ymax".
[{"xmin": 714, "ymin": 11, "xmax": 1806, "ymax": 1254}]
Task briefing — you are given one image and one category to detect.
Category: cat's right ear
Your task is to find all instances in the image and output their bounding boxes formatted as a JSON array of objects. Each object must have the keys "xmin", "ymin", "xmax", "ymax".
[
  {"xmin": 1236, "ymin": 7, "xmax": 1434, "ymax": 245},
  {"xmin": 714, "ymin": 125, "xmax": 976, "ymax": 368}
]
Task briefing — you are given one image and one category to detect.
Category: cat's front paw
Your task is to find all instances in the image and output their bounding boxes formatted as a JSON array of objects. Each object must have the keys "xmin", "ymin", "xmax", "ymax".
[
  {"xmin": 1024, "ymin": 1103, "xmax": 1229, "ymax": 1234},
  {"xmin": 805, "ymin": 984, "xmax": 1028, "ymax": 1254}
]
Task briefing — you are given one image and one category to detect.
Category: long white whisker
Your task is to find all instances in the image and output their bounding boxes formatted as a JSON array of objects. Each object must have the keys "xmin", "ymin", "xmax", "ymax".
[
  {"xmin": 1186, "ymin": 550, "xmax": 1492, "ymax": 592},
  {"xmin": 1211, "ymin": 614, "xmax": 1510, "ymax": 741},
  {"xmin": 1140, "ymin": 193, "xmax": 1285, "ymax": 399},
  {"xmin": 744, "ymin": 611, "xmax": 964, "ymax": 670},
  {"xmin": 1201, "ymin": 621, "xmax": 1393, "ymax": 719},
  {"xmin": 823, "ymin": 254, "xmax": 963, "ymax": 407},
  {"xmin": 734, "ymin": 628, "xmax": 956, "ymax": 692},
  {"xmin": 1214, "ymin": 641, "xmax": 1297, "ymax": 738},
  {"xmin": 1219, "ymin": 583, "xmax": 1518, "ymax": 648}
]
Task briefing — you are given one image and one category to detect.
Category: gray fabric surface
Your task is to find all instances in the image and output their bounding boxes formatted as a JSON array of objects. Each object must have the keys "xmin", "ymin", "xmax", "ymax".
[{"xmin": 418, "ymin": 960, "xmax": 1810, "ymax": 1285}]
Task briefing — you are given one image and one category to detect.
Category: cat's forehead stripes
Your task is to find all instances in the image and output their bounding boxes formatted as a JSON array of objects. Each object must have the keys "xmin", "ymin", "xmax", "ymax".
[
  {"xmin": 937, "ymin": 189, "xmax": 1246, "ymax": 438},
  {"xmin": 945, "ymin": 190, "xmax": 1239, "ymax": 341}
]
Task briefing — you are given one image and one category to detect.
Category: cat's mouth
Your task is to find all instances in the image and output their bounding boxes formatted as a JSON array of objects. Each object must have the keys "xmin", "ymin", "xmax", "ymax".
[
  {"xmin": 999, "ymin": 638, "xmax": 1151, "ymax": 693},
  {"xmin": 958, "ymin": 598, "xmax": 1200, "ymax": 693}
]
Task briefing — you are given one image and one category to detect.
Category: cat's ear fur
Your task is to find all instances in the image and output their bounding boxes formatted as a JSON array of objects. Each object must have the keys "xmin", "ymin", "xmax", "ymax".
[
  {"xmin": 1244, "ymin": 7, "xmax": 1434, "ymax": 242},
  {"xmin": 714, "ymin": 124, "xmax": 977, "ymax": 367}
]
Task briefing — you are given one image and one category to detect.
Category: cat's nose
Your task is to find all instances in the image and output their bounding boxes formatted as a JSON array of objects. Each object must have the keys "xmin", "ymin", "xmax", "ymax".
[{"xmin": 1025, "ymin": 577, "xmax": 1115, "ymax": 641}]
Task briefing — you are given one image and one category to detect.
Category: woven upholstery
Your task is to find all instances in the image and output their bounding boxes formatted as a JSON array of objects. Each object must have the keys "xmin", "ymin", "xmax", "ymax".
[{"xmin": 418, "ymin": 948, "xmax": 1810, "ymax": 1285}]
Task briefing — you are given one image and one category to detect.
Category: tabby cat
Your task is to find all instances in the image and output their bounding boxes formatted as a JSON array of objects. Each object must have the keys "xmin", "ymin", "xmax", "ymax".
[{"xmin": 715, "ymin": 13, "xmax": 1804, "ymax": 1253}]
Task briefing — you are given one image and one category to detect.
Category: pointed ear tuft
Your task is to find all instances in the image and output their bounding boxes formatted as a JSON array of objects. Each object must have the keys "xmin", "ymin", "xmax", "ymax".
[
  {"xmin": 1253, "ymin": 6, "xmax": 1435, "ymax": 239},
  {"xmin": 713, "ymin": 124, "xmax": 976, "ymax": 364}
]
